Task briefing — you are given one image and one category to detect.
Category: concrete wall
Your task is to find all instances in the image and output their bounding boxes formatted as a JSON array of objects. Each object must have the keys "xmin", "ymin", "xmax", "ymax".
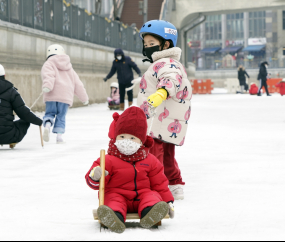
[{"xmin": 0, "ymin": 20, "xmax": 147, "ymax": 111}]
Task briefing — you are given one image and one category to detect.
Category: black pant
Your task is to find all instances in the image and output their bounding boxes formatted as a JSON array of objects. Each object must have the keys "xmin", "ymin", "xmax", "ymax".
[
  {"xmin": 258, "ymin": 79, "xmax": 269, "ymax": 95},
  {"xmin": 0, "ymin": 120, "xmax": 30, "ymax": 144},
  {"xmin": 119, "ymin": 83, "xmax": 133, "ymax": 104}
]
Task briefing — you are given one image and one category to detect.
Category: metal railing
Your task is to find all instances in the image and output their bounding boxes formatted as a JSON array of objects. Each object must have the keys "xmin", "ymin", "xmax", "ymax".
[{"xmin": 0, "ymin": 0, "xmax": 143, "ymax": 53}]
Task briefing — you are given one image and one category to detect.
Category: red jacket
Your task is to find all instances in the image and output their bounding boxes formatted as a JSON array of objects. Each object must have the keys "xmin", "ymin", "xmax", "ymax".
[
  {"xmin": 276, "ymin": 82, "xmax": 285, "ymax": 95},
  {"xmin": 249, "ymin": 83, "xmax": 259, "ymax": 95},
  {"xmin": 85, "ymin": 153, "xmax": 174, "ymax": 203},
  {"xmin": 85, "ymin": 117, "xmax": 174, "ymax": 203}
]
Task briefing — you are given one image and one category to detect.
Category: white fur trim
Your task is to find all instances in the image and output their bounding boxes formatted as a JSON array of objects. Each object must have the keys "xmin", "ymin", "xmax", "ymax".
[{"xmin": 152, "ymin": 47, "xmax": 182, "ymax": 62}]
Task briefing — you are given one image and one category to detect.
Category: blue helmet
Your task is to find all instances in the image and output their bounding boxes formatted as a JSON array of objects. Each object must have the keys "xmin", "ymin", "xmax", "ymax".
[{"xmin": 139, "ymin": 20, "xmax": 178, "ymax": 47}]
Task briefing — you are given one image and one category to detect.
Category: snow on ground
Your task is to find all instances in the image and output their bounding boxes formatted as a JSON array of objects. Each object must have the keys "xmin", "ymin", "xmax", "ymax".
[{"xmin": 1, "ymin": 93, "xmax": 285, "ymax": 241}]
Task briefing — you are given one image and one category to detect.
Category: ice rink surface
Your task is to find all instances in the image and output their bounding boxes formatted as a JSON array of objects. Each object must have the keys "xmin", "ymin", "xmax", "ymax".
[{"xmin": 1, "ymin": 93, "xmax": 285, "ymax": 241}]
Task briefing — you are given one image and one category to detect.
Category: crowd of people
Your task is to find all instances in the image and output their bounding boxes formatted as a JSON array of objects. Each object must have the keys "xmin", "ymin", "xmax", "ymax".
[{"xmin": 238, "ymin": 61, "xmax": 285, "ymax": 96}]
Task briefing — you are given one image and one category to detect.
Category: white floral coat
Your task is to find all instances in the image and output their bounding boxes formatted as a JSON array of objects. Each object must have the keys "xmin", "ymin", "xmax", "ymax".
[{"xmin": 137, "ymin": 47, "xmax": 192, "ymax": 146}]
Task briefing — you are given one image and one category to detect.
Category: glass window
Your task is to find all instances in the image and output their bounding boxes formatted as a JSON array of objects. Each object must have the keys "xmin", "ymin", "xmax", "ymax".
[
  {"xmin": 226, "ymin": 12, "xmax": 244, "ymax": 40},
  {"xmin": 249, "ymin": 11, "xmax": 266, "ymax": 37}
]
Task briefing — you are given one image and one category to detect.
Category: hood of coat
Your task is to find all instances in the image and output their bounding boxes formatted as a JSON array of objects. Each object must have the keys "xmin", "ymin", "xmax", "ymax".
[
  {"xmin": 48, "ymin": 55, "xmax": 72, "ymax": 71},
  {"xmin": 260, "ymin": 61, "xmax": 268, "ymax": 67},
  {"xmin": 0, "ymin": 77, "xmax": 13, "ymax": 94},
  {"xmin": 152, "ymin": 47, "xmax": 182, "ymax": 62},
  {"xmin": 114, "ymin": 48, "xmax": 125, "ymax": 58}
]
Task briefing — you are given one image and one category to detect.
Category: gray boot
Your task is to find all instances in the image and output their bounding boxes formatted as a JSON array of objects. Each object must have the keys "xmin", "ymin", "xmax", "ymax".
[
  {"xmin": 140, "ymin": 202, "xmax": 169, "ymax": 229},
  {"xmin": 97, "ymin": 205, "xmax": 126, "ymax": 234}
]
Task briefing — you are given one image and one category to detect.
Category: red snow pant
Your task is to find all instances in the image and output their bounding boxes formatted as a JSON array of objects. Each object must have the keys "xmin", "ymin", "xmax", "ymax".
[
  {"xmin": 105, "ymin": 191, "xmax": 163, "ymax": 222},
  {"xmin": 150, "ymin": 139, "xmax": 185, "ymax": 186}
]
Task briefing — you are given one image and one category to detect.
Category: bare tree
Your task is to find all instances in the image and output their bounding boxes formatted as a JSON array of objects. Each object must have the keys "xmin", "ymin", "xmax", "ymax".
[
  {"xmin": 113, "ymin": 0, "xmax": 125, "ymax": 20},
  {"xmin": 95, "ymin": 0, "xmax": 102, "ymax": 15}
]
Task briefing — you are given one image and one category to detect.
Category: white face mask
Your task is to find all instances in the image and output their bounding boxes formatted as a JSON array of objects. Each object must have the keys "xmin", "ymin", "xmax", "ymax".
[
  {"xmin": 114, "ymin": 139, "xmax": 141, "ymax": 156},
  {"xmin": 117, "ymin": 56, "xmax": 122, "ymax": 60}
]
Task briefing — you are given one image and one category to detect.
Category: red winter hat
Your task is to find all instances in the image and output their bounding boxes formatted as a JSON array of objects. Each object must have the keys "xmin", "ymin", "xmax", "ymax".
[{"xmin": 114, "ymin": 106, "xmax": 148, "ymax": 143}]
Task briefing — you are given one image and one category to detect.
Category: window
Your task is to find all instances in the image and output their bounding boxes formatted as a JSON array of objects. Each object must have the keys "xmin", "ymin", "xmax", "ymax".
[
  {"xmin": 249, "ymin": 11, "xmax": 266, "ymax": 38},
  {"xmin": 226, "ymin": 13, "xmax": 244, "ymax": 40}
]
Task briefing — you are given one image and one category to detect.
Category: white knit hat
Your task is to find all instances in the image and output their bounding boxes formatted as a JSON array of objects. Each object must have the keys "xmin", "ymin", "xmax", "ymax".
[
  {"xmin": 0, "ymin": 64, "xmax": 5, "ymax": 76},
  {"xmin": 282, "ymin": 78, "xmax": 285, "ymax": 82}
]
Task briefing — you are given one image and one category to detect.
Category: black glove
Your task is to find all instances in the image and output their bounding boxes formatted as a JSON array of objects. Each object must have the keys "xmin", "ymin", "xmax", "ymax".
[
  {"xmin": 139, "ymin": 73, "xmax": 142, "ymax": 77},
  {"xmin": 103, "ymin": 77, "xmax": 108, "ymax": 82}
]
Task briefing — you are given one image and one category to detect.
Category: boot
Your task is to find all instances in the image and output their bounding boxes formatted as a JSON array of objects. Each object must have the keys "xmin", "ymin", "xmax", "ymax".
[
  {"xmin": 43, "ymin": 122, "xmax": 51, "ymax": 142},
  {"xmin": 119, "ymin": 103, "xmax": 125, "ymax": 111},
  {"xmin": 128, "ymin": 101, "xmax": 133, "ymax": 107},
  {"xmin": 169, "ymin": 184, "xmax": 184, "ymax": 200},
  {"xmin": 140, "ymin": 202, "xmax": 169, "ymax": 229},
  {"xmin": 97, "ymin": 205, "xmax": 126, "ymax": 233}
]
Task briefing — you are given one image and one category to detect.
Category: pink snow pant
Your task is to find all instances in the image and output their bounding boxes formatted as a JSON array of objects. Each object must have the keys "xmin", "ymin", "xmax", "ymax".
[
  {"xmin": 104, "ymin": 191, "xmax": 163, "ymax": 222},
  {"xmin": 150, "ymin": 139, "xmax": 185, "ymax": 186}
]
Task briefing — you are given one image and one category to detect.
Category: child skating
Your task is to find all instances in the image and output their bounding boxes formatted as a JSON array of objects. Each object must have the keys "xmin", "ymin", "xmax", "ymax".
[
  {"xmin": 41, "ymin": 44, "xmax": 89, "ymax": 144},
  {"xmin": 0, "ymin": 64, "xmax": 43, "ymax": 148},
  {"xmin": 275, "ymin": 78, "xmax": 285, "ymax": 96},
  {"xmin": 137, "ymin": 20, "xmax": 192, "ymax": 200},
  {"xmin": 85, "ymin": 107, "xmax": 174, "ymax": 233}
]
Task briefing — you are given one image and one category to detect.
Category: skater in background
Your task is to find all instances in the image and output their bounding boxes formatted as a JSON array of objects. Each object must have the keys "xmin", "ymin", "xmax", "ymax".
[
  {"xmin": 86, "ymin": 107, "xmax": 174, "ymax": 234},
  {"xmin": 257, "ymin": 61, "xmax": 271, "ymax": 96},
  {"xmin": 41, "ymin": 44, "xmax": 89, "ymax": 144},
  {"xmin": 237, "ymin": 65, "xmax": 250, "ymax": 93},
  {"xmin": 249, "ymin": 82, "xmax": 259, "ymax": 95},
  {"xmin": 103, "ymin": 49, "xmax": 142, "ymax": 111},
  {"xmin": 107, "ymin": 82, "xmax": 120, "ymax": 110},
  {"xmin": 137, "ymin": 20, "xmax": 192, "ymax": 200},
  {"xmin": 275, "ymin": 78, "xmax": 285, "ymax": 96},
  {"xmin": 0, "ymin": 64, "xmax": 43, "ymax": 148}
]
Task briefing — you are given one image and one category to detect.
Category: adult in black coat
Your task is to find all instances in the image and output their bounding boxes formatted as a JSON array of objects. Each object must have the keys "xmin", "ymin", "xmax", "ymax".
[
  {"xmin": 103, "ymin": 49, "xmax": 141, "ymax": 110},
  {"xmin": 0, "ymin": 75, "xmax": 43, "ymax": 146},
  {"xmin": 257, "ymin": 61, "xmax": 270, "ymax": 96},
  {"xmin": 238, "ymin": 65, "xmax": 250, "ymax": 93}
]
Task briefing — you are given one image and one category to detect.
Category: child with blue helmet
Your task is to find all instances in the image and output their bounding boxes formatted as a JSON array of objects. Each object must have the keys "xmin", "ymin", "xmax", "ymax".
[{"xmin": 138, "ymin": 20, "xmax": 193, "ymax": 200}]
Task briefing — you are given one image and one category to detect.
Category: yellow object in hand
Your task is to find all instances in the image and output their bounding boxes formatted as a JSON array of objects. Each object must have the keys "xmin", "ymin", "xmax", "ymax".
[
  {"xmin": 90, "ymin": 167, "xmax": 96, "ymax": 178},
  {"xmin": 147, "ymin": 89, "xmax": 168, "ymax": 107}
]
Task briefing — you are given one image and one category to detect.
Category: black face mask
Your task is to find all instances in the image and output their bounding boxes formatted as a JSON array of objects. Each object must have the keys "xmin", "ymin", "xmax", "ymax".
[{"xmin": 143, "ymin": 45, "xmax": 160, "ymax": 63}]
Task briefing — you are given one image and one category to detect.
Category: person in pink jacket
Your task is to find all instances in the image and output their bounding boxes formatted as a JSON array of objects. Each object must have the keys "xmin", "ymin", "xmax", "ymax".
[
  {"xmin": 41, "ymin": 44, "xmax": 89, "ymax": 144},
  {"xmin": 107, "ymin": 82, "xmax": 120, "ymax": 110}
]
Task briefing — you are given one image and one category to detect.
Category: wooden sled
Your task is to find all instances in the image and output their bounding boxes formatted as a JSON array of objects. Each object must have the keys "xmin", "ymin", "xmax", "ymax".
[
  {"xmin": 0, "ymin": 143, "xmax": 17, "ymax": 149},
  {"xmin": 93, "ymin": 150, "xmax": 169, "ymax": 229}
]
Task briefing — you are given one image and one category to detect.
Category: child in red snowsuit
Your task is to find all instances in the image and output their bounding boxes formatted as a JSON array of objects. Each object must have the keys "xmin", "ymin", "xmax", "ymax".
[
  {"xmin": 275, "ymin": 79, "xmax": 285, "ymax": 96},
  {"xmin": 249, "ymin": 83, "xmax": 259, "ymax": 95},
  {"xmin": 85, "ymin": 107, "xmax": 174, "ymax": 233}
]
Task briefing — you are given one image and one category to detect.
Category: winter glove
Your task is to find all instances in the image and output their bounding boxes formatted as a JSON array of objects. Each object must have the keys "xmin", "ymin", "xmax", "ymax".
[
  {"xmin": 83, "ymin": 101, "xmax": 89, "ymax": 106},
  {"xmin": 131, "ymin": 77, "xmax": 142, "ymax": 85},
  {"xmin": 168, "ymin": 202, "xmax": 175, "ymax": 219},
  {"xmin": 139, "ymin": 73, "xmax": 142, "ymax": 77},
  {"xmin": 147, "ymin": 89, "xmax": 168, "ymax": 107},
  {"xmin": 89, "ymin": 166, "xmax": 109, "ymax": 181},
  {"xmin": 103, "ymin": 77, "xmax": 108, "ymax": 82},
  {"xmin": 43, "ymin": 87, "xmax": 51, "ymax": 93}
]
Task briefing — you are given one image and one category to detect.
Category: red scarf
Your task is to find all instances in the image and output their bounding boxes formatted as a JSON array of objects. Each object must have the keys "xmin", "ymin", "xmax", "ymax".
[{"xmin": 108, "ymin": 139, "xmax": 150, "ymax": 163}]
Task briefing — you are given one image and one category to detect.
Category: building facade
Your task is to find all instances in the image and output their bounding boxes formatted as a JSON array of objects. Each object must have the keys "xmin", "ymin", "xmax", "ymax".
[{"xmin": 188, "ymin": 10, "xmax": 285, "ymax": 70}]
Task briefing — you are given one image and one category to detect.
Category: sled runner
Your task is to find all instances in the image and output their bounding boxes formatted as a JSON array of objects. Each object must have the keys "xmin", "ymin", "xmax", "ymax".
[{"xmin": 93, "ymin": 150, "xmax": 170, "ymax": 229}]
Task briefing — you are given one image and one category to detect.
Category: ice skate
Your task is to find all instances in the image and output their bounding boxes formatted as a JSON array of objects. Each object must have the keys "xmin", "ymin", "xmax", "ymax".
[
  {"xmin": 140, "ymin": 202, "xmax": 169, "ymax": 229},
  {"xmin": 97, "ymin": 205, "xmax": 126, "ymax": 234},
  {"xmin": 56, "ymin": 134, "xmax": 65, "ymax": 144},
  {"xmin": 43, "ymin": 123, "xmax": 51, "ymax": 142},
  {"xmin": 169, "ymin": 185, "xmax": 184, "ymax": 200},
  {"xmin": 9, "ymin": 143, "xmax": 17, "ymax": 149}
]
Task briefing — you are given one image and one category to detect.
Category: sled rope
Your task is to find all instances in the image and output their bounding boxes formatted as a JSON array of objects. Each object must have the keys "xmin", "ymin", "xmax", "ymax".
[{"xmin": 30, "ymin": 91, "xmax": 43, "ymax": 111}]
